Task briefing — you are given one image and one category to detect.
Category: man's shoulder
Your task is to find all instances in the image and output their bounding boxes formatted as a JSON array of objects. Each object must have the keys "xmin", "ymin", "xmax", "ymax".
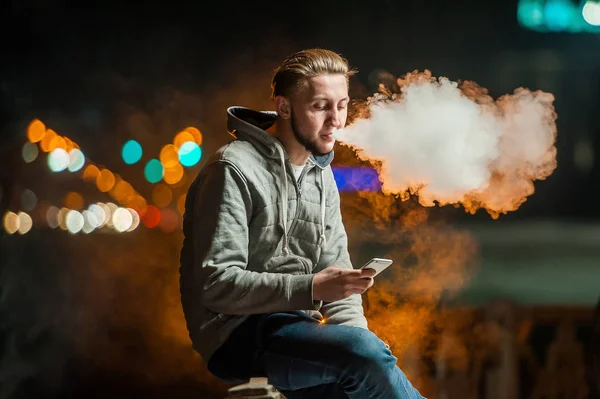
[{"xmin": 214, "ymin": 139, "xmax": 263, "ymax": 165}]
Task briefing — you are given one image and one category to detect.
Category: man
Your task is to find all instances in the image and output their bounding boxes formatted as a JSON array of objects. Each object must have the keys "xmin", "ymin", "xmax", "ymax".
[{"xmin": 180, "ymin": 48, "xmax": 424, "ymax": 398}]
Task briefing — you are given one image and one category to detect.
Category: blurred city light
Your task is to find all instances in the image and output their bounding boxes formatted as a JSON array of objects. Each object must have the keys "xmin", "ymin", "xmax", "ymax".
[
  {"xmin": 174, "ymin": 131, "xmax": 196, "ymax": 149},
  {"xmin": 3, "ymin": 211, "xmax": 19, "ymax": 234},
  {"xmin": 122, "ymin": 139, "xmax": 143, "ymax": 165},
  {"xmin": 159, "ymin": 208, "xmax": 179, "ymax": 233},
  {"xmin": 127, "ymin": 208, "xmax": 140, "ymax": 232},
  {"xmin": 17, "ymin": 212, "xmax": 33, "ymax": 234},
  {"xmin": 82, "ymin": 164, "xmax": 100, "ymax": 182},
  {"xmin": 159, "ymin": 144, "xmax": 179, "ymax": 168},
  {"xmin": 64, "ymin": 192, "xmax": 84, "ymax": 210},
  {"xmin": 66, "ymin": 210, "xmax": 84, "ymax": 234},
  {"xmin": 48, "ymin": 148, "xmax": 70, "ymax": 172},
  {"xmin": 57, "ymin": 207, "xmax": 69, "ymax": 230},
  {"xmin": 27, "ymin": 119, "xmax": 46, "ymax": 143},
  {"xmin": 163, "ymin": 163, "xmax": 185, "ymax": 185},
  {"xmin": 46, "ymin": 206, "xmax": 60, "ymax": 229},
  {"xmin": 152, "ymin": 183, "xmax": 173, "ymax": 208},
  {"xmin": 144, "ymin": 159, "xmax": 164, "ymax": 183},
  {"xmin": 178, "ymin": 141, "xmax": 202, "ymax": 167},
  {"xmin": 141, "ymin": 205, "xmax": 161, "ymax": 228},
  {"xmin": 112, "ymin": 207, "xmax": 133, "ymax": 232},
  {"xmin": 583, "ymin": 1, "xmax": 600, "ymax": 24},
  {"xmin": 183, "ymin": 126, "xmax": 203, "ymax": 145},
  {"xmin": 88, "ymin": 203, "xmax": 107, "ymax": 228},
  {"xmin": 518, "ymin": 0, "xmax": 600, "ymax": 31},
  {"xmin": 332, "ymin": 166, "xmax": 382, "ymax": 192},
  {"xmin": 39, "ymin": 129, "xmax": 57, "ymax": 152},
  {"xmin": 96, "ymin": 169, "xmax": 116, "ymax": 192},
  {"xmin": 21, "ymin": 189, "xmax": 38, "ymax": 211},
  {"xmin": 68, "ymin": 148, "xmax": 86, "ymax": 172},
  {"xmin": 22, "ymin": 142, "xmax": 39, "ymax": 163},
  {"xmin": 82, "ymin": 210, "xmax": 97, "ymax": 234}
]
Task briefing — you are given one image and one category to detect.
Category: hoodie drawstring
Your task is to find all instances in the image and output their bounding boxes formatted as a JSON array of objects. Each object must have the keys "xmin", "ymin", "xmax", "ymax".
[
  {"xmin": 319, "ymin": 170, "xmax": 327, "ymax": 248},
  {"xmin": 277, "ymin": 145, "xmax": 290, "ymax": 256}
]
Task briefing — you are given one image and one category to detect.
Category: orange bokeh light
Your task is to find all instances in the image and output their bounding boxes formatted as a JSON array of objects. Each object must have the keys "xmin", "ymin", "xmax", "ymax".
[
  {"xmin": 83, "ymin": 164, "xmax": 100, "ymax": 182},
  {"xmin": 96, "ymin": 169, "xmax": 116, "ymax": 192},
  {"xmin": 163, "ymin": 163, "xmax": 184, "ymax": 185},
  {"xmin": 126, "ymin": 195, "xmax": 148, "ymax": 216},
  {"xmin": 48, "ymin": 135, "xmax": 67, "ymax": 152},
  {"xmin": 27, "ymin": 119, "xmax": 46, "ymax": 143},
  {"xmin": 159, "ymin": 208, "xmax": 179, "ymax": 232},
  {"xmin": 39, "ymin": 129, "xmax": 57, "ymax": 152},
  {"xmin": 142, "ymin": 205, "xmax": 161, "ymax": 228},
  {"xmin": 173, "ymin": 131, "xmax": 195, "ymax": 149},
  {"xmin": 183, "ymin": 126, "xmax": 203, "ymax": 146},
  {"xmin": 152, "ymin": 183, "xmax": 173, "ymax": 208},
  {"xmin": 111, "ymin": 180, "xmax": 134, "ymax": 203},
  {"xmin": 159, "ymin": 144, "xmax": 179, "ymax": 169},
  {"xmin": 64, "ymin": 192, "xmax": 84, "ymax": 210}
]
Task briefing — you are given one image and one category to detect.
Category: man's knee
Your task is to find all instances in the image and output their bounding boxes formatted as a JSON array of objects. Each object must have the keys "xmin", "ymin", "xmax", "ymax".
[{"xmin": 335, "ymin": 327, "xmax": 395, "ymax": 371}]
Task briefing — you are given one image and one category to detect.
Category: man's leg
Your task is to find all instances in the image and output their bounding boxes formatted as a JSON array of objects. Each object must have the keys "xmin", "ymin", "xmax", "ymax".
[{"xmin": 256, "ymin": 312, "xmax": 425, "ymax": 399}]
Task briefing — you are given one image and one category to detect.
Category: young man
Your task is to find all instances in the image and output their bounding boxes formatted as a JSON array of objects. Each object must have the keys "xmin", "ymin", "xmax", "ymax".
[{"xmin": 179, "ymin": 49, "xmax": 424, "ymax": 398}]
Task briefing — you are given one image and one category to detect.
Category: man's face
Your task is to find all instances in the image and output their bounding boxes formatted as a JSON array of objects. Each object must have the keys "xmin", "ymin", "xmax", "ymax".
[{"xmin": 287, "ymin": 74, "xmax": 349, "ymax": 156}]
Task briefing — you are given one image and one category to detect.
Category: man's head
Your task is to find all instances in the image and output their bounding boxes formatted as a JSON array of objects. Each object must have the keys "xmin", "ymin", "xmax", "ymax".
[{"xmin": 271, "ymin": 49, "xmax": 356, "ymax": 156}]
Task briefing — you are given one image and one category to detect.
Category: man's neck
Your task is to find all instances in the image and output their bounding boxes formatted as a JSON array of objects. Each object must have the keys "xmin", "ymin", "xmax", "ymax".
[{"xmin": 267, "ymin": 120, "xmax": 310, "ymax": 166}]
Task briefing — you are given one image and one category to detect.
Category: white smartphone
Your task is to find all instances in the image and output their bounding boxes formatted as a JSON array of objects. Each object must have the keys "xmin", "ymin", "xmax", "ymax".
[{"xmin": 360, "ymin": 258, "xmax": 393, "ymax": 277}]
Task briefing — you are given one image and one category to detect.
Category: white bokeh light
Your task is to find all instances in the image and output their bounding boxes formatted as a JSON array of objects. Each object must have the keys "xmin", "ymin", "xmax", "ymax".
[
  {"xmin": 112, "ymin": 207, "xmax": 133, "ymax": 232},
  {"xmin": 48, "ymin": 148, "xmax": 69, "ymax": 172},
  {"xmin": 68, "ymin": 149, "xmax": 86, "ymax": 172},
  {"xmin": 66, "ymin": 210, "xmax": 84, "ymax": 234}
]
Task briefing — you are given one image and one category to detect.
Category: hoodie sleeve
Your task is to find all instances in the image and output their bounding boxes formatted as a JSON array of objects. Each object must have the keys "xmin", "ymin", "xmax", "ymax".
[
  {"xmin": 189, "ymin": 160, "xmax": 318, "ymax": 315},
  {"xmin": 315, "ymin": 169, "xmax": 369, "ymax": 330}
]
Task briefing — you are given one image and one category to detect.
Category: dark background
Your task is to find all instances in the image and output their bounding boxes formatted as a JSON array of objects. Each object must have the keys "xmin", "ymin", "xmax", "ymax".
[{"xmin": 1, "ymin": 0, "xmax": 599, "ymax": 398}]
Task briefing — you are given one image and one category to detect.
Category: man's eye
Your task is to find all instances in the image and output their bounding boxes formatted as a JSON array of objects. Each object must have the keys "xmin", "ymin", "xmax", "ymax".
[
  {"xmin": 338, "ymin": 105, "xmax": 347, "ymax": 110},
  {"xmin": 314, "ymin": 105, "xmax": 326, "ymax": 110}
]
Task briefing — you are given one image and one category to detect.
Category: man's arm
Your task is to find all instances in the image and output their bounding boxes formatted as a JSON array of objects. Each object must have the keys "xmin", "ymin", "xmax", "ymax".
[
  {"xmin": 316, "ymin": 171, "xmax": 369, "ymax": 329},
  {"xmin": 186, "ymin": 160, "xmax": 318, "ymax": 315}
]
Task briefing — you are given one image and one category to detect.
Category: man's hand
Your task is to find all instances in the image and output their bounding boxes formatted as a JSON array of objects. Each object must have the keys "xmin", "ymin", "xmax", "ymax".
[{"xmin": 312, "ymin": 265, "xmax": 376, "ymax": 302}]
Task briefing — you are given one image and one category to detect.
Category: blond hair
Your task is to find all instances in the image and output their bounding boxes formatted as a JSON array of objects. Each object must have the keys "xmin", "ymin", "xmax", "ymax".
[{"xmin": 271, "ymin": 48, "xmax": 357, "ymax": 99}]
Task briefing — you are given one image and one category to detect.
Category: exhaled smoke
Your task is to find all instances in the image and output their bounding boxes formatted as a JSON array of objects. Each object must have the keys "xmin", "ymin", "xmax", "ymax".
[{"xmin": 337, "ymin": 70, "xmax": 558, "ymax": 218}]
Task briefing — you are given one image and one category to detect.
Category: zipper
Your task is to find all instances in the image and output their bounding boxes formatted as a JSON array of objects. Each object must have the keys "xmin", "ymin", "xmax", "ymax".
[
  {"xmin": 199, "ymin": 313, "xmax": 224, "ymax": 331},
  {"xmin": 286, "ymin": 162, "xmax": 314, "ymax": 238}
]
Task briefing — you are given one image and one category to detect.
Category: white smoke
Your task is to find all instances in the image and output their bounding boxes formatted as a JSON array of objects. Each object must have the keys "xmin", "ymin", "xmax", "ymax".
[{"xmin": 335, "ymin": 73, "xmax": 557, "ymax": 217}]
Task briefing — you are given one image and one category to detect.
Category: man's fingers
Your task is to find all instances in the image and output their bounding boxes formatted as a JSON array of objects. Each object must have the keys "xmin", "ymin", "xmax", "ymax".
[{"xmin": 359, "ymin": 268, "xmax": 377, "ymax": 278}]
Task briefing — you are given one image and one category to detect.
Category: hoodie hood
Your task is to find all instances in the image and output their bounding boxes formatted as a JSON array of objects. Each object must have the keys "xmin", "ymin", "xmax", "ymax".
[{"xmin": 226, "ymin": 106, "xmax": 334, "ymax": 168}]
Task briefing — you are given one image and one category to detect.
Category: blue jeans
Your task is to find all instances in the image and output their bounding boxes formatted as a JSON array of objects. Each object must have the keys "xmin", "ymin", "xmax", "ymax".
[{"xmin": 207, "ymin": 311, "xmax": 425, "ymax": 399}]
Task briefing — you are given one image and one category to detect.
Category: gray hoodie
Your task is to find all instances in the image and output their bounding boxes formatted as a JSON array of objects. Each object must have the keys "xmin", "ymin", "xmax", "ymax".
[{"xmin": 179, "ymin": 106, "xmax": 369, "ymax": 363}]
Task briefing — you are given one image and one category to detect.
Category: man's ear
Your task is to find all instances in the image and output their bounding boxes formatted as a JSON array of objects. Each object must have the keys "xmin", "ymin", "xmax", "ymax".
[{"xmin": 274, "ymin": 96, "xmax": 291, "ymax": 119}]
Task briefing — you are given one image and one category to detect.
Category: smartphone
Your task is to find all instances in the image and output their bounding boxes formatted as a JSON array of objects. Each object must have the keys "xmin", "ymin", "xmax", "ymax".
[{"xmin": 360, "ymin": 258, "xmax": 393, "ymax": 277}]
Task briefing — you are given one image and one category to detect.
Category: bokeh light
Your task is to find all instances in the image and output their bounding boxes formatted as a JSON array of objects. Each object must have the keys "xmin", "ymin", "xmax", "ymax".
[
  {"xmin": 57, "ymin": 207, "xmax": 69, "ymax": 230},
  {"xmin": 48, "ymin": 148, "xmax": 70, "ymax": 172},
  {"xmin": 122, "ymin": 140, "xmax": 143, "ymax": 165},
  {"xmin": 159, "ymin": 208, "xmax": 179, "ymax": 233},
  {"xmin": 17, "ymin": 212, "xmax": 33, "ymax": 234},
  {"xmin": 68, "ymin": 149, "xmax": 86, "ymax": 172},
  {"xmin": 27, "ymin": 119, "xmax": 46, "ymax": 143},
  {"xmin": 3, "ymin": 211, "xmax": 20, "ymax": 234},
  {"xmin": 177, "ymin": 194, "xmax": 186, "ymax": 216},
  {"xmin": 144, "ymin": 159, "xmax": 164, "ymax": 184},
  {"xmin": 88, "ymin": 203, "xmax": 107, "ymax": 228},
  {"xmin": 96, "ymin": 169, "xmax": 116, "ymax": 192},
  {"xmin": 66, "ymin": 210, "xmax": 84, "ymax": 234},
  {"xmin": 21, "ymin": 189, "xmax": 38, "ymax": 211},
  {"xmin": 178, "ymin": 142, "xmax": 202, "ymax": 167},
  {"xmin": 22, "ymin": 142, "xmax": 39, "ymax": 163},
  {"xmin": 48, "ymin": 135, "xmax": 67, "ymax": 152},
  {"xmin": 152, "ymin": 183, "xmax": 173, "ymax": 208},
  {"xmin": 83, "ymin": 164, "xmax": 100, "ymax": 182},
  {"xmin": 111, "ymin": 180, "xmax": 134, "ymax": 203},
  {"xmin": 174, "ymin": 131, "xmax": 195, "ymax": 149},
  {"xmin": 39, "ymin": 129, "xmax": 57, "ymax": 152},
  {"xmin": 127, "ymin": 208, "xmax": 140, "ymax": 232},
  {"xmin": 141, "ymin": 205, "xmax": 161, "ymax": 228},
  {"xmin": 112, "ymin": 207, "xmax": 133, "ymax": 232},
  {"xmin": 105, "ymin": 203, "xmax": 118, "ymax": 228},
  {"xmin": 65, "ymin": 192, "xmax": 84, "ymax": 210},
  {"xmin": 46, "ymin": 206, "xmax": 60, "ymax": 229},
  {"xmin": 126, "ymin": 195, "xmax": 148, "ymax": 215},
  {"xmin": 183, "ymin": 126, "xmax": 203, "ymax": 145},
  {"xmin": 159, "ymin": 144, "xmax": 179, "ymax": 168},
  {"xmin": 82, "ymin": 210, "xmax": 98, "ymax": 234},
  {"xmin": 163, "ymin": 163, "xmax": 185, "ymax": 185}
]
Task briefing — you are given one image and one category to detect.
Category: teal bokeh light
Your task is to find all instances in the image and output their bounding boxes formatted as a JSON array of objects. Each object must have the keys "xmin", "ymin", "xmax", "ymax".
[
  {"xmin": 122, "ymin": 140, "xmax": 143, "ymax": 165},
  {"xmin": 544, "ymin": 0, "xmax": 573, "ymax": 31},
  {"xmin": 178, "ymin": 142, "xmax": 202, "ymax": 167},
  {"xmin": 144, "ymin": 159, "xmax": 164, "ymax": 183}
]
